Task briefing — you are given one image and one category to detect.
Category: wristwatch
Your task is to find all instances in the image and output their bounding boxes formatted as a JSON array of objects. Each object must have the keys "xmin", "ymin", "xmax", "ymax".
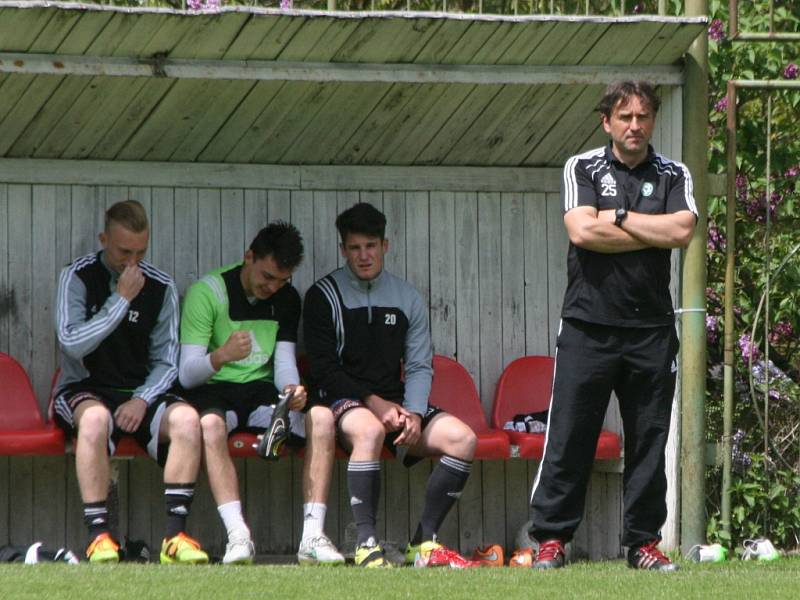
[{"xmin": 614, "ymin": 208, "xmax": 628, "ymax": 227}]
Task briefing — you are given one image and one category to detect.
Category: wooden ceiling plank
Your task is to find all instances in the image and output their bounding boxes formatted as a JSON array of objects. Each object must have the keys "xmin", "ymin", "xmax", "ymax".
[
  {"xmin": 0, "ymin": 74, "xmax": 35, "ymax": 130},
  {"xmin": 27, "ymin": 9, "xmax": 82, "ymax": 53},
  {"xmin": 279, "ymin": 82, "xmax": 394, "ymax": 164},
  {"xmin": 329, "ymin": 18, "xmax": 492, "ymax": 165},
  {"xmin": 221, "ymin": 81, "xmax": 321, "ymax": 163},
  {"xmin": 0, "ymin": 76, "xmax": 63, "ymax": 156},
  {"xmin": 359, "ymin": 84, "xmax": 450, "ymax": 165},
  {"xmin": 0, "ymin": 8, "xmax": 56, "ymax": 52},
  {"xmin": 334, "ymin": 83, "xmax": 422, "ymax": 165},
  {"xmin": 62, "ymin": 77, "xmax": 149, "ymax": 159},
  {"xmin": 523, "ymin": 84, "xmax": 605, "ymax": 165},
  {"xmin": 244, "ymin": 81, "xmax": 343, "ymax": 164},
  {"xmin": 651, "ymin": 23, "xmax": 706, "ymax": 64},
  {"xmin": 247, "ymin": 15, "xmax": 308, "ymax": 61},
  {"xmin": 170, "ymin": 80, "xmax": 256, "ymax": 162},
  {"xmin": 90, "ymin": 78, "xmax": 175, "ymax": 160},
  {"xmin": 3, "ymin": 10, "xmax": 117, "ymax": 158},
  {"xmin": 118, "ymin": 13, "xmax": 252, "ymax": 161},
  {"xmin": 332, "ymin": 17, "xmax": 441, "ymax": 63},
  {"xmin": 223, "ymin": 15, "xmax": 281, "ymax": 60},
  {"xmin": 169, "ymin": 13, "xmax": 251, "ymax": 59}
]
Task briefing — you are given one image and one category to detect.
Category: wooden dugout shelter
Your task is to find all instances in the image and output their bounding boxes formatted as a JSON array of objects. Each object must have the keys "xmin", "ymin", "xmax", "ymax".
[{"xmin": 0, "ymin": 1, "xmax": 706, "ymax": 559}]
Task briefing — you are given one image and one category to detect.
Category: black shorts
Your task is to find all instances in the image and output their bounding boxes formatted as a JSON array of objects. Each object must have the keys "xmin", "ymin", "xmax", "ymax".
[
  {"xmin": 330, "ymin": 399, "xmax": 444, "ymax": 467},
  {"xmin": 179, "ymin": 380, "xmax": 306, "ymax": 442},
  {"xmin": 52, "ymin": 383, "xmax": 185, "ymax": 465}
]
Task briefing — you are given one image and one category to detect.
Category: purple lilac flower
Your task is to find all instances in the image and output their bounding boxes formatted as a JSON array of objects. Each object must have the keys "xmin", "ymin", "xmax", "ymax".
[
  {"xmin": 280, "ymin": 0, "xmax": 293, "ymax": 8},
  {"xmin": 731, "ymin": 429, "xmax": 752, "ymax": 473},
  {"xmin": 187, "ymin": 0, "xmax": 202, "ymax": 9},
  {"xmin": 744, "ymin": 191, "xmax": 779, "ymax": 222},
  {"xmin": 785, "ymin": 165, "xmax": 799, "ymax": 178},
  {"xmin": 706, "ymin": 286, "xmax": 721, "ymax": 310},
  {"xmin": 714, "ymin": 96, "xmax": 728, "ymax": 113},
  {"xmin": 735, "ymin": 172, "xmax": 748, "ymax": 202},
  {"xmin": 707, "ymin": 225, "xmax": 726, "ymax": 252},
  {"xmin": 768, "ymin": 320, "xmax": 794, "ymax": 345},
  {"xmin": 784, "ymin": 63, "xmax": 799, "ymax": 80},
  {"xmin": 738, "ymin": 333, "xmax": 760, "ymax": 363},
  {"xmin": 709, "ymin": 19, "xmax": 725, "ymax": 42},
  {"xmin": 706, "ymin": 316, "xmax": 719, "ymax": 345},
  {"xmin": 632, "ymin": 4, "xmax": 642, "ymax": 14}
]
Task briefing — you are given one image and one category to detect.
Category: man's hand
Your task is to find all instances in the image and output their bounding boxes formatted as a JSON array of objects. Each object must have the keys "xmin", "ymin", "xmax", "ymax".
[
  {"xmin": 211, "ymin": 331, "xmax": 252, "ymax": 370},
  {"xmin": 114, "ymin": 397, "xmax": 148, "ymax": 433},
  {"xmin": 365, "ymin": 394, "xmax": 405, "ymax": 432},
  {"xmin": 117, "ymin": 264, "xmax": 145, "ymax": 302},
  {"xmin": 393, "ymin": 412, "xmax": 422, "ymax": 447},
  {"xmin": 283, "ymin": 384, "xmax": 307, "ymax": 411}
]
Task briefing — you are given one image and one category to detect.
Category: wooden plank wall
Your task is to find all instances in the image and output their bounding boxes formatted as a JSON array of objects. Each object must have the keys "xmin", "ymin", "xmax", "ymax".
[{"xmin": 0, "ymin": 91, "xmax": 684, "ymax": 558}]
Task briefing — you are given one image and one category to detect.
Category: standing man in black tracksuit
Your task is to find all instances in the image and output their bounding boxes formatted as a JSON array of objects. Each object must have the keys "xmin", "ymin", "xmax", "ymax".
[
  {"xmin": 303, "ymin": 202, "xmax": 479, "ymax": 569},
  {"xmin": 529, "ymin": 81, "xmax": 697, "ymax": 572}
]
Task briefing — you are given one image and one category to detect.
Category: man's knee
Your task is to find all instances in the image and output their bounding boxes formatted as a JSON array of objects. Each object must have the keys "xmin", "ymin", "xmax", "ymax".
[
  {"xmin": 345, "ymin": 412, "xmax": 385, "ymax": 451},
  {"xmin": 440, "ymin": 419, "xmax": 477, "ymax": 459},
  {"xmin": 166, "ymin": 403, "xmax": 202, "ymax": 445},
  {"xmin": 306, "ymin": 405, "xmax": 335, "ymax": 438},
  {"xmin": 200, "ymin": 412, "xmax": 228, "ymax": 448},
  {"xmin": 76, "ymin": 404, "xmax": 112, "ymax": 445}
]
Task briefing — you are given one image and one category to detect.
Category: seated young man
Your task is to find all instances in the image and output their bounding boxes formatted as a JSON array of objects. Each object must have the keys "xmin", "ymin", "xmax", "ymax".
[
  {"xmin": 303, "ymin": 203, "xmax": 479, "ymax": 568},
  {"xmin": 53, "ymin": 200, "xmax": 208, "ymax": 564},
  {"xmin": 178, "ymin": 221, "xmax": 343, "ymax": 565}
]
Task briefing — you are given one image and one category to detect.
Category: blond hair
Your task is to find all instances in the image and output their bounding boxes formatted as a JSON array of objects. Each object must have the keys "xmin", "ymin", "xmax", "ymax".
[{"xmin": 105, "ymin": 200, "xmax": 148, "ymax": 233}]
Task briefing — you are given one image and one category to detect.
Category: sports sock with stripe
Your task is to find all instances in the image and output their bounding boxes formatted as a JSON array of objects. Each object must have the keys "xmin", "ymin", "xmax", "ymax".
[
  {"xmin": 347, "ymin": 460, "xmax": 381, "ymax": 545},
  {"xmin": 83, "ymin": 501, "xmax": 110, "ymax": 541},
  {"xmin": 412, "ymin": 455, "xmax": 472, "ymax": 544},
  {"xmin": 164, "ymin": 483, "xmax": 196, "ymax": 538}
]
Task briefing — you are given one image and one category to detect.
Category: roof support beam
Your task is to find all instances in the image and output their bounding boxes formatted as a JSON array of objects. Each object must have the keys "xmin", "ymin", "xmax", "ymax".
[{"xmin": 0, "ymin": 52, "xmax": 685, "ymax": 85}]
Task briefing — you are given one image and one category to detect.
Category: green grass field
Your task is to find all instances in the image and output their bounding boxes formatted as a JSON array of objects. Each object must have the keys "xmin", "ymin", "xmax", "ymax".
[{"xmin": 2, "ymin": 558, "xmax": 799, "ymax": 600}]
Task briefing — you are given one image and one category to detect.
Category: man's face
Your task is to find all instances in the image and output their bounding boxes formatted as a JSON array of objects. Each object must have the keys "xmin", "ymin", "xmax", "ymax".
[
  {"xmin": 99, "ymin": 223, "xmax": 149, "ymax": 274},
  {"xmin": 602, "ymin": 94, "xmax": 655, "ymax": 163},
  {"xmin": 340, "ymin": 232, "xmax": 388, "ymax": 281},
  {"xmin": 241, "ymin": 251, "xmax": 294, "ymax": 300}
]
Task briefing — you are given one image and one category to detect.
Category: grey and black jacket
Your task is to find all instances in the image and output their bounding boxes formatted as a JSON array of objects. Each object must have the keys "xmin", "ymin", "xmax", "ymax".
[{"xmin": 303, "ymin": 264, "xmax": 433, "ymax": 416}]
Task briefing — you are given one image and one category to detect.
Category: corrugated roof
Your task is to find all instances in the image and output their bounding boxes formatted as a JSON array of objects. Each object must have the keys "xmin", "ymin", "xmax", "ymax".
[{"xmin": 0, "ymin": 2, "xmax": 706, "ymax": 166}]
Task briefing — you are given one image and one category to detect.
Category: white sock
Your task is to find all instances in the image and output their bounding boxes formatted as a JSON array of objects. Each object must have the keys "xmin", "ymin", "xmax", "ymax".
[
  {"xmin": 301, "ymin": 502, "xmax": 327, "ymax": 542},
  {"xmin": 217, "ymin": 501, "xmax": 250, "ymax": 539}
]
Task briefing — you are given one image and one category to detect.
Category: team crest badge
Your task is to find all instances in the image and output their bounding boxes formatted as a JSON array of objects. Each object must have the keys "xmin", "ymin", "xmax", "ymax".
[{"xmin": 642, "ymin": 182, "xmax": 655, "ymax": 197}]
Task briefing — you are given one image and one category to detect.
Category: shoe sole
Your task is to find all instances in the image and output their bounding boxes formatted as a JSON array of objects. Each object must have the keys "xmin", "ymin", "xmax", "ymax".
[
  {"xmin": 298, "ymin": 557, "xmax": 346, "ymax": 566},
  {"xmin": 160, "ymin": 554, "xmax": 210, "ymax": 565}
]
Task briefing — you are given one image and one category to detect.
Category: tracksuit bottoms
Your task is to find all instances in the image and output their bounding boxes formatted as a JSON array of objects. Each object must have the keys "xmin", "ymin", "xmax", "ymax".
[{"xmin": 529, "ymin": 318, "xmax": 679, "ymax": 548}]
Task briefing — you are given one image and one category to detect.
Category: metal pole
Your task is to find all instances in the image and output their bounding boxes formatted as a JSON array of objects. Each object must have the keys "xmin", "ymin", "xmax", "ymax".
[
  {"xmin": 680, "ymin": 0, "xmax": 709, "ymax": 554},
  {"xmin": 721, "ymin": 81, "xmax": 737, "ymax": 539}
]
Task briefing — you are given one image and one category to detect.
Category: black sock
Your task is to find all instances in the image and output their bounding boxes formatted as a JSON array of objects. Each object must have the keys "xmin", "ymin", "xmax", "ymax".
[
  {"xmin": 164, "ymin": 483, "xmax": 195, "ymax": 538},
  {"xmin": 412, "ymin": 455, "xmax": 472, "ymax": 545},
  {"xmin": 347, "ymin": 460, "xmax": 381, "ymax": 545},
  {"xmin": 83, "ymin": 501, "xmax": 110, "ymax": 541}
]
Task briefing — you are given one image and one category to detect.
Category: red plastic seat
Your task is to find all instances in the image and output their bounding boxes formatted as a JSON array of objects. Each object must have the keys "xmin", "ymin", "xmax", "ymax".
[
  {"xmin": 430, "ymin": 355, "xmax": 510, "ymax": 460},
  {"xmin": 0, "ymin": 353, "xmax": 65, "ymax": 455},
  {"xmin": 491, "ymin": 356, "xmax": 621, "ymax": 460}
]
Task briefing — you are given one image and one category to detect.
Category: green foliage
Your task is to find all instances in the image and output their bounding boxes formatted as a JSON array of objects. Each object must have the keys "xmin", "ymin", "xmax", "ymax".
[
  {"xmin": 707, "ymin": 454, "xmax": 800, "ymax": 552},
  {"xmin": 704, "ymin": 0, "xmax": 800, "ymax": 449}
]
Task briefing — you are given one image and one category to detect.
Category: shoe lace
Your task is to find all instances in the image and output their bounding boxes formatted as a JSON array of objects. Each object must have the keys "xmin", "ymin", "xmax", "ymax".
[
  {"xmin": 430, "ymin": 545, "xmax": 477, "ymax": 567},
  {"xmin": 308, "ymin": 535, "xmax": 336, "ymax": 550},
  {"xmin": 537, "ymin": 540, "xmax": 564, "ymax": 562},
  {"xmin": 638, "ymin": 540, "xmax": 670, "ymax": 564},
  {"xmin": 168, "ymin": 533, "xmax": 202, "ymax": 556},
  {"xmin": 87, "ymin": 533, "xmax": 119, "ymax": 557}
]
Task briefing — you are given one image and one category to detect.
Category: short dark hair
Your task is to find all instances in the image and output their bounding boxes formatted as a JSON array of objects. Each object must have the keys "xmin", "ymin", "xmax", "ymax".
[
  {"xmin": 249, "ymin": 221, "xmax": 304, "ymax": 270},
  {"xmin": 105, "ymin": 200, "xmax": 148, "ymax": 233},
  {"xmin": 335, "ymin": 203, "xmax": 386, "ymax": 243},
  {"xmin": 597, "ymin": 81, "xmax": 661, "ymax": 118}
]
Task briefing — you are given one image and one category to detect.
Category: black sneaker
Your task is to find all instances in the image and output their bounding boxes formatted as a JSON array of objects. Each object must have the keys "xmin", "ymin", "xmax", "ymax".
[
  {"xmin": 532, "ymin": 539, "xmax": 565, "ymax": 570},
  {"xmin": 628, "ymin": 540, "xmax": 679, "ymax": 572},
  {"xmin": 255, "ymin": 390, "xmax": 292, "ymax": 460}
]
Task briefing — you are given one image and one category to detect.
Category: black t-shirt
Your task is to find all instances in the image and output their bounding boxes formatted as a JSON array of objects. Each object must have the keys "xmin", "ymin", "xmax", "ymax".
[{"xmin": 560, "ymin": 144, "xmax": 697, "ymax": 327}]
